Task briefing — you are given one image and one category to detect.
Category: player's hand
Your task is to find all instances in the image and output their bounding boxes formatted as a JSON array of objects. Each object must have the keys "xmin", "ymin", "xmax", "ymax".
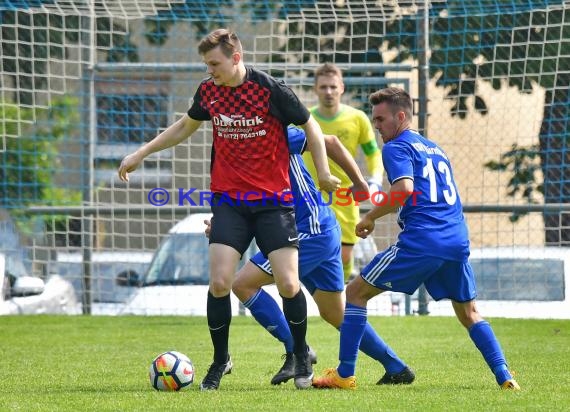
[
  {"xmin": 318, "ymin": 174, "xmax": 342, "ymax": 193},
  {"xmin": 355, "ymin": 215, "xmax": 375, "ymax": 239},
  {"xmin": 349, "ymin": 180, "xmax": 370, "ymax": 203},
  {"xmin": 203, "ymin": 219, "xmax": 211, "ymax": 238},
  {"xmin": 118, "ymin": 151, "xmax": 144, "ymax": 182}
]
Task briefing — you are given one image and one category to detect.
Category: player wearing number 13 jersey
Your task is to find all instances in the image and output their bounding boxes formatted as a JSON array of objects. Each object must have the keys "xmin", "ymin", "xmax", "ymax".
[
  {"xmin": 313, "ymin": 87, "xmax": 519, "ymax": 391},
  {"xmin": 383, "ymin": 128, "xmax": 469, "ymax": 262}
]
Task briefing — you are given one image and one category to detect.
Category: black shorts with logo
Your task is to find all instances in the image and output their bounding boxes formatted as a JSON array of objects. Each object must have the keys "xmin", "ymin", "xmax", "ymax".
[{"xmin": 209, "ymin": 193, "xmax": 299, "ymax": 257}]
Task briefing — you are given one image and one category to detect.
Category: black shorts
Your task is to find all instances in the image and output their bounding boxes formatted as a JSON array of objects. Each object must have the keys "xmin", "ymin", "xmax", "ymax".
[{"xmin": 209, "ymin": 193, "xmax": 299, "ymax": 257}]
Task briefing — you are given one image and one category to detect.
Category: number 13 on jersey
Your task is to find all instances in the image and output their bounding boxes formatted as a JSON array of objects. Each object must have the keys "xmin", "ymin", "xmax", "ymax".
[{"xmin": 423, "ymin": 157, "xmax": 457, "ymax": 205}]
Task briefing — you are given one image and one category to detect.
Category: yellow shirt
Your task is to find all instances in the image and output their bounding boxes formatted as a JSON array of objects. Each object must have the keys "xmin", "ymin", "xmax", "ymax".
[
  {"xmin": 303, "ymin": 104, "xmax": 382, "ymax": 187},
  {"xmin": 302, "ymin": 104, "xmax": 383, "ymax": 244}
]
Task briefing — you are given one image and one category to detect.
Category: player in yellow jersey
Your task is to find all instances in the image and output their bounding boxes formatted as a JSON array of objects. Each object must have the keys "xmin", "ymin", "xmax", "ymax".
[{"xmin": 302, "ymin": 63, "xmax": 383, "ymax": 282}]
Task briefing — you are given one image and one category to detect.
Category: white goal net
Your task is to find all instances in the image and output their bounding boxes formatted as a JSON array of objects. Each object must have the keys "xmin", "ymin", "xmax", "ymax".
[{"xmin": 2, "ymin": 1, "xmax": 569, "ymax": 317}]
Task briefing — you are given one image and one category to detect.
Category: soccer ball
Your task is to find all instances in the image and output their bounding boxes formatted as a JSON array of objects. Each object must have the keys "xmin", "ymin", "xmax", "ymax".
[{"xmin": 149, "ymin": 351, "xmax": 195, "ymax": 391}]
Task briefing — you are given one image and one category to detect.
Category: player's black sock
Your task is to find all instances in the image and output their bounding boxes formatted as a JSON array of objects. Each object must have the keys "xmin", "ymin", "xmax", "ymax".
[
  {"xmin": 207, "ymin": 291, "xmax": 232, "ymax": 364},
  {"xmin": 281, "ymin": 289, "xmax": 308, "ymax": 356}
]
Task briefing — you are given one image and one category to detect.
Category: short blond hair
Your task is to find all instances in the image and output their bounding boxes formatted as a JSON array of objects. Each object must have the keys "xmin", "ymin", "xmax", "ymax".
[
  {"xmin": 314, "ymin": 63, "xmax": 343, "ymax": 84},
  {"xmin": 198, "ymin": 29, "xmax": 242, "ymax": 57}
]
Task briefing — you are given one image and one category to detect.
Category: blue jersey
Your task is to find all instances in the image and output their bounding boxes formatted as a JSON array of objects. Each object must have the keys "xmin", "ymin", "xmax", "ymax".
[
  {"xmin": 287, "ymin": 126, "xmax": 337, "ymax": 235},
  {"xmin": 382, "ymin": 129, "xmax": 470, "ymax": 261}
]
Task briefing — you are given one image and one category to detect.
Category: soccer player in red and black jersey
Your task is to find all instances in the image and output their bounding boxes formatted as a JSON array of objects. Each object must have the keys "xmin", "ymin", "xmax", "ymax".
[{"xmin": 118, "ymin": 28, "xmax": 341, "ymax": 390}]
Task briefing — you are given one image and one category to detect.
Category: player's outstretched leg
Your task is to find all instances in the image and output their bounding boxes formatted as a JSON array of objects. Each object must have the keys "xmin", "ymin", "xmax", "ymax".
[
  {"xmin": 453, "ymin": 300, "xmax": 520, "ymax": 390},
  {"xmin": 469, "ymin": 320, "xmax": 520, "ymax": 390}
]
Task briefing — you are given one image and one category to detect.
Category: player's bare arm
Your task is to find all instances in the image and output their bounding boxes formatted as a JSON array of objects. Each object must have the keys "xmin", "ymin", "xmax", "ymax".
[
  {"xmin": 300, "ymin": 116, "xmax": 341, "ymax": 192},
  {"xmin": 322, "ymin": 134, "xmax": 369, "ymax": 202},
  {"xmin": 356, "ymin": 178, "xmax": 414, "ymax": 239},
  {"xmin": 118, "ymin": 115, "xmax": 202, "ymax": 182}
]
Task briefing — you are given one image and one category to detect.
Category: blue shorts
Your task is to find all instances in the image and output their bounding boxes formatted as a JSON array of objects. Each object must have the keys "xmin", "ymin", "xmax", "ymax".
[
  {"xmin": 360, "ymin": 245, "xmax": 477, "ymax": 302},
  {"xmin": 250, "ymin": 225, "xmax": 344, "ymax": 295}
]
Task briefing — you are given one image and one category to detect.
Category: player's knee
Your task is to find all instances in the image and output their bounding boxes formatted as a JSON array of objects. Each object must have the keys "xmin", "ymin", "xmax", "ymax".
[
  {"xmin": 231, "ymin": 277, "xmax": 253, "ymax": 301},
  {"xmin": 345, "ymin": 279, "xmax": 375, "ymax": 307},
  {"xmin": 453, "ymin": 300, "xmax": 482, "ymax": 328},
  {"xmin": 457, "ymin": 314, "xmax": 480, "ymax": 329},
  {"xmin": 345, "ymin": 281, "xmax": 361, "ymax": 303},
  {"xmin": 276, "ymin": 279, "xmax": 300, "ymax": 298},
  {"xmin": 209, "ymin": 276, "xmax": 232, "ymax": 296},
  {"xmin": 464, "ymin": 311, "xmax": 484, "ymax": 328}
]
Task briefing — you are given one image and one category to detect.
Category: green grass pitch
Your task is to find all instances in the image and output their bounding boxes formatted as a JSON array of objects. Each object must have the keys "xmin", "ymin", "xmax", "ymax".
[{"xmin": 0, "ymin": 315, "xmax": 567, "ymax": 411}]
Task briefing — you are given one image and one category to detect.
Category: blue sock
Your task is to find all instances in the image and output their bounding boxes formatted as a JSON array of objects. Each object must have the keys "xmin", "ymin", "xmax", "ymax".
[
  {"xmin": 337, "ymin": 303, "xmax": 367, "ymax": 378},
  {"xmin": 469, "ymin": 320, "xmax": 512, "ymax": 385},
  {"xmin": 243, "ymin": 289, "xmax": 294, "ymax": 353},
  {"xmin": 359, "ymin": 322, "xmax": 407, "ymax": 375}
]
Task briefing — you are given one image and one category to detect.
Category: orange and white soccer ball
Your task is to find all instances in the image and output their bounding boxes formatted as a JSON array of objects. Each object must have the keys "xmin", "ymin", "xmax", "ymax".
[{"xmin": 149, "ymin": 351, "xmax": 195, "ymax": 391}]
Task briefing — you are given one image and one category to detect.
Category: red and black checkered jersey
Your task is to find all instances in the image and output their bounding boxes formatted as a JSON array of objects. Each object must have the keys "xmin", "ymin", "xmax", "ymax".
[{"xmin": 187, "ymin": 67, "xmax": 310, "ymax": 200}]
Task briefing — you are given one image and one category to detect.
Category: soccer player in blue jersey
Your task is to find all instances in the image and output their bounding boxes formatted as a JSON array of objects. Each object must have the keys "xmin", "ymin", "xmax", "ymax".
[
  {"xmin": 313, "ymin": 87, "xmax": 520, "ymax": 390},
  {"xmin": 230, "ymin": 125, "xmax": 415, "ymax": 386}
]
